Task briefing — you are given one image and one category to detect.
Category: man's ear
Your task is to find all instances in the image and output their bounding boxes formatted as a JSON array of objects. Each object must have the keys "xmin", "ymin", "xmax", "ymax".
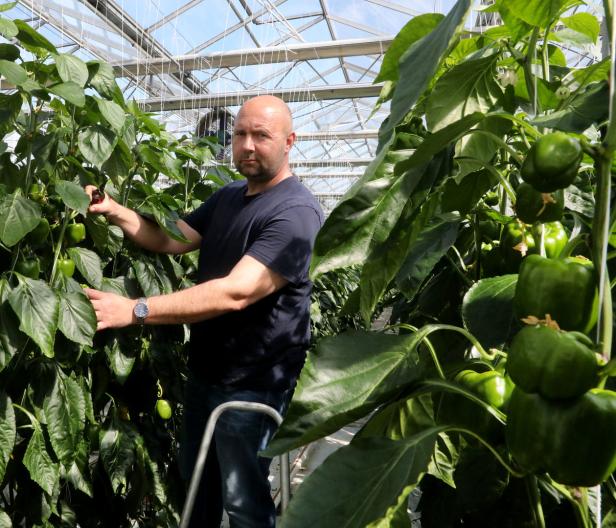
[{"xmin": 285, "ymin": 131, "xmax": 296, "ymax": 153}]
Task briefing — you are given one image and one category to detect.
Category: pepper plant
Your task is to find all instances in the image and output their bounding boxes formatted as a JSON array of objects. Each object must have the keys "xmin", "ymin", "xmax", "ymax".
[
  {"xmin": 265, "ymin": 1, "xmax": 616, "ymax": 527},
  {"xmin": 0, "ymin": 6, "xmax": 239, "ymax": 524}
]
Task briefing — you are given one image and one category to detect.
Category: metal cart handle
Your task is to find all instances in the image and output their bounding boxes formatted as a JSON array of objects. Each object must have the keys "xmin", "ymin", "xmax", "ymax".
[{"xmin": 180, "ymin": 401, "xmax": 291, "ymax": 528}]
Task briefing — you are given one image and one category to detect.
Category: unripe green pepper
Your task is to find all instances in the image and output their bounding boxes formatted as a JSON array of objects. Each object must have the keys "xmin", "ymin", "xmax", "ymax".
[
  {"xmin": 520, "ymin": 132, "xmax": 582, "ymax": 192},
  {"xmin": 156, "ymin": 399, "xmax": 172, "ymax": 420},
  {"xmin": 66, "ymin": 222, "xmax": 86, "ymax": 245},
  {"xmin": 515, "ymin": 183, "xmax": 564, "ymax": 224},
  {"xmin": 514, "ymin": 254, "xmax": 598, "ymax": 333},
  {"xmin": 57, "ymin": 257, "xmax": 75, "ymax": 278},
  {"xmin": 532, "ymin": 221, "xmax": 568, "ymax": 259},
  {"xmin": 506, "ymin": 388, "xmax": 616, "ymax": 487},
  {"xmin": 455, "ymin": 369, "xmax": 508, "ymax": 409},
  {"xmin": 15, "ymin": 257, "xmax": 40, "ymax": 279},
  {"xmin": 27, "ymin": 217, "xmax": 50, "ymax": 245},
  {"xmin": 508, "ymin": 325, "xmax": 598, "ymax": 400},
  {"xmin": 500, "ymin": 221, "xmax": 536, "ymax": 273}
]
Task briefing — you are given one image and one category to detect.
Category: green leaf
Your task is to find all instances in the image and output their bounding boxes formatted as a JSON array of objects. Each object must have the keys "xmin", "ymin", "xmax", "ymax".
[
  {"xmin": 365, "ymin": 485, "xmax": 414, "ymax": 528},
  {"xmin": 48, "ymin": 81, "xmax": 85, "ymax": 107},
  {"xmin": 57, "ymin": 290, "xmax": 96, "ymax": 346},
  {"xmin": 0, "ymin": 43, "xmax": 18, "ymax": 61},
  {"xmin": 0, "ymin": 18, "xmax": 18, "ymax": 38},
  {"xmin": 102, "ymin": 140, "xmax": 133, "ymax": 183},
  {"xmin": 359, "ymin": 154, "xmax": 452, "ymax": 322},
  {"xmin": 0, "ymin": 192, "xmax": 41, "ymax": 247},
  {"xmin": 15, "ymin": 19, "xmax": 57, "ymax": 54},
  {"xmin": 462, "ymin": 274, "xmax": 517, "ymax": 350},
  {"xmin": 55, "ymin": 53, "xmax": 89, "ymax": 87},
  {"xmin": 279, "ymin": 430, "xmax": 440, "ymax": 528},
  {"xmin": 0, "ymin": 279, "xmax": 25, "ymax": 371},
  {"xmin": 375, "ymin": 14, "xmax": 444, "ymax": 83},
  {"xmin": 87, "ymin": 61, "xmax": 118, "ymax": 100},
  {"xmin": 0, "ymin": 3, "xmax": 17, "ymax": 13},
  {"xmin": 77, "ymin": 125, "xmax": 117, "ymax": 168},
  {"xmin": 310, "ymin": 143, "xmax": 410, "ymax": 276},
  {"xmin": 0, "ymin": 59, "xmax": 27, "ymax": 85},
  {"xmin": 54, "ymin": 180, "xmax": 90, "ymax": 216},
  {"xmin": 455, "ymin": 116, "xmax": 511, "ymax": 180},
  {"xmin": 8, "ymin": 277, "xmax": 59, "ymax": 357},
  {"xmin": 265, "ymin": 330, "xmax": 427, "ymax": 456},
  {"xmin": 531, "ymin": 81, "xmax": 609, "ymax": 132},
  {"xmin": 359, "ymin": 393, "xmax": 435, "ymax": 441},
  {"xmin": 0, "ymin": 392, "xmax": 15, "ymax": 484},
  {"xmin": 96, "ymin": 98, "xmax": 126, "ymax": 132},
  {"xmin": 0, "ymin": 509, "xmax": 10, "ymax": 527},
  {"xmin": 66, "ymin": 247, "xmax": 103, "ymax": 289},
  {"xmin": 100, "ymin": 417, "xmax": 138, "ymax": 493},
  {"xmin": 0, "ymin": 92, "xmax": 22, "ymax": 136},
  {"xmin": 43, "ymin": 370, "xmax": 85, "ymax": 466},
  {"xmin": 379, "ymin": 0, "xmax": 473, "ymax": 143},
  {"xmin": 23, "ymin": 428, "xmax": 60, "ymax": 496},
  {"xmin": 84, "ymin": 214, "xmax": 124, "ymax": 256},
  {"xmin": 395, "ymin": 112, "xmax": 485, "ymax": 176},
  {"xmin": 557, "ymin": 13, "xmax": 600, "ymax": 44},
  {"xmin": 105, "ymin": 335, "xmax": 136, "ymax": 383},
  {"xmin": 441, "ymin": 169, "xmax": 495, "ymax": 215},
  {"xmin": 425, "ymin": 53, "xmax": 503, "ymax": 132},
  {"xmin": 507, "ymin": 0, "xmax": 580, "ymax": 27},
  {"xmin": 396, "ymin": 213, "xmax": 460, "ymax": 298},
  {"xmin": 66, "ymin": 439, "xmax": 93, "ymax": 497},
  {"xmin": 572, "ymin": 59, "xmax": 609, "ymax": 87}
]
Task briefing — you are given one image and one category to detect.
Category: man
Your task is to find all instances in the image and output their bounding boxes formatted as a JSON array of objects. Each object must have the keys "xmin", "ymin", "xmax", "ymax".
[{"xmin": 85, "ymin": 95, "xmax": 323, "ymax": 527}]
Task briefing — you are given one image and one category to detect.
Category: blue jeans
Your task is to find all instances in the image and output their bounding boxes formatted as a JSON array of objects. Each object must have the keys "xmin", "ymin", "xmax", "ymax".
[{"xmin": 180, "ymin": 374, "xmax": 293, "ymax": 528}]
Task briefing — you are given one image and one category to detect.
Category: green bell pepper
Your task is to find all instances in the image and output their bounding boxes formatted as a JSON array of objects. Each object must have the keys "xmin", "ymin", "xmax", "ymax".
[
  {"xmin": 514, "ymin": 254, "xmax": 598, "ymax": 333},
  {"xmin": 506, "ymin": 388, "xmax": 616, "ymax": 487},
  {"xmin": 521, "ymin": 132, "xmax": 582, "ymax": 192},
  {"xmin": 455, "ymin": 369, "xmax": 508, "ymax": 409},
  {"xmin": 15, "ymin": 257, "xmax": 40, "ymax": 279},
  {"xmin": 500, "ymin": 221, "xmax": 536, "ymax": 273},
  {"xmin": 515, "ymin": 183, "xmax": 564, "ymax": 224},
  {"xmin": 508, "ymin": 325, "xmax": 598, "ymax": 400},
  {"xmin": 532, "ymin": 221, "xmax": 568, "ymax": 259}
]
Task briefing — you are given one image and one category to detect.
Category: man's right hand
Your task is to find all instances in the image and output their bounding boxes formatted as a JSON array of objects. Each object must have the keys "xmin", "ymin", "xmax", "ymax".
[{"xmin": 85, "ymin": 185, "xmax": 114, "ymax": 216}]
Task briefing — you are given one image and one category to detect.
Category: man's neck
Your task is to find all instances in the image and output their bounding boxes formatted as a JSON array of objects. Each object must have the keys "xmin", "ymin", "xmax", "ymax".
[{"xmin": 245, "ymin": 170, "xmax": 293, "ymax": 196}]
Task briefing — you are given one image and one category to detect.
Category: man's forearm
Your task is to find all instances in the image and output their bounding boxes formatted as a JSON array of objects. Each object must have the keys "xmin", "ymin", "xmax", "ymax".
[
  {"xmin": 105, "ymin": 200, "xmax": 174, "ymax": 253},
  {"xmin": 144, "ymin": 278, "xmax": 245, "ymax": 325}
]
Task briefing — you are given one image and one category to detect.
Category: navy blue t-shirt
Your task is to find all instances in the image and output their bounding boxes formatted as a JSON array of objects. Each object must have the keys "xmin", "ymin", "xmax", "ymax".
[{"xmin": 183, "ymin": 176, "xmax": 323, "ymax": 390}]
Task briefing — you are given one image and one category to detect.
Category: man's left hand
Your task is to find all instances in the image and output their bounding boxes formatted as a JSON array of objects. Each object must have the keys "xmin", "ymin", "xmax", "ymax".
[{"xmin": 84, "ymin": 288, "xmax": 135, "ymax": 330}]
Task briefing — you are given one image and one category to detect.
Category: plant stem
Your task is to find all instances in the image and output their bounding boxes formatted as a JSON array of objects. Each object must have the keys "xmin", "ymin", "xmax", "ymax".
[
  {"xmin": 525, "ymin": 475, "xmax": 546, "ymax": 528},
  {"xmin": 396, "ymin": 323, "xmax": 446, "ymax": 379},
  {"xmin": 448, "ymin": 426, "xmax": 524, "ymax": 477},
  {"xmin": 525, "ymin": 28, "xmax": 540, "ymax": 117}
]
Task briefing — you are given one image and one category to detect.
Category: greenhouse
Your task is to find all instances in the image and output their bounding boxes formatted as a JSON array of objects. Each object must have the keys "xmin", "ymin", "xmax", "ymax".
[{"xmin": 0, "ymin": 0, "xmax": 613, "ymax": 526}]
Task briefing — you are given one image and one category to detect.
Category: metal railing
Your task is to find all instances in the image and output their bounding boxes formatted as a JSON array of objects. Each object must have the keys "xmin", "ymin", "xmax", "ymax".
[{"xmin": 180, "ymin": 401, "xmax": 291, "ymax": 528}]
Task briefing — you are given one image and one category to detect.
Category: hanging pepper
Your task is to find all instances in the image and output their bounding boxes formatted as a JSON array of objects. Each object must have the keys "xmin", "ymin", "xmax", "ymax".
[
  {"xmin": 506, "ymin": 388, "xmax": 616, "ymax": 487},
  {"xmin": 507, "ymin": 325, "xmax": 598, "ymax": 400},
  {"xmin": 514, "ymin": 254, "xmax": 598, "ymax": 333}
]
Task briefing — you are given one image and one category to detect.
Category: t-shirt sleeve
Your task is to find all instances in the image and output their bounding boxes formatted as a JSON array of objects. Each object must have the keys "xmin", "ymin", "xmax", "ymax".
[
  {"xmin": 183, "ymin": 191, "xmax": 220, "ymax": 235},
  {"xmin": 246, "ymin": 205, "xmax": 323, "ymax": 284}
]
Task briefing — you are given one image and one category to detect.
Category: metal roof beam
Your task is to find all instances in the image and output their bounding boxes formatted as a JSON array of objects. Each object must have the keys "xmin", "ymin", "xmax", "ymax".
[
  {"xmin": 113, "ymin": 36, "xmax": 393, "ymax": 77},
  {"xmin": 290, "ymin": 158, "xmax": 372, "ymax": 167},
  {"xmin": 295, "ymin": 130, "xmax": 378, "ymax": 141},
  {"xmin": 297, "ymin": 172, "xmax": 364, "ymax": 178},
  {"xmin": 139, "ymin": 83, "xmax": 383, "ymax": 112}
]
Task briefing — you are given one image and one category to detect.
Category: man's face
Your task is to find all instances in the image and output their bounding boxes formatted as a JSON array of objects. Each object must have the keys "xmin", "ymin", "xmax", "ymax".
[{"xmin": 232, "ymin": 102, "xmax": 293, "ymax": 183}]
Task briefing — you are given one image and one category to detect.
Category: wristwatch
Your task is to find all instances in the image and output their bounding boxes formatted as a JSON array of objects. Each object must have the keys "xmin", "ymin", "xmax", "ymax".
[{"xmin": 133, "ymin": 297, "xmax": 149, "ymax": 324}]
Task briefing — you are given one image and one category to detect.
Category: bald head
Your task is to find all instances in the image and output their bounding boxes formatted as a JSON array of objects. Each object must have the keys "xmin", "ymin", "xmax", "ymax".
[{"xmin": 237, "ymin": 95, "xmax": 293, "ymax": 135}]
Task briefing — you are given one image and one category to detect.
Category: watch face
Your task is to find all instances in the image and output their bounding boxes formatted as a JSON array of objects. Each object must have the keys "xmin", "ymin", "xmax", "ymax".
[{"xmin": 134, "ymin": 301, "xmax": 149, "ymax": 319}]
